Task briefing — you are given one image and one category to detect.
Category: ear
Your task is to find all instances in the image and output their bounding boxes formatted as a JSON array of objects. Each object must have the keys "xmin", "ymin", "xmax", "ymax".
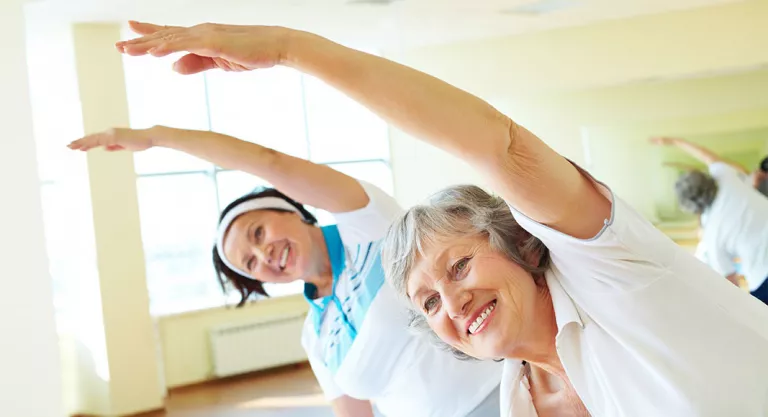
[{"xmin": 519, "ymin": 237, "xmax": 542, "ymax": 267}]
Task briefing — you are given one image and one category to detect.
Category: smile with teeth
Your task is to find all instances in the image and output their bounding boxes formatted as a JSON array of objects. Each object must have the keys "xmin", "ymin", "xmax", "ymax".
[
  {"xmin": 279, "ymin": 245, "xmax": 290, "ymax": 270},
  {"xmin": 468, "ymin": 301, "xmax": 497, "ymax": 335}
]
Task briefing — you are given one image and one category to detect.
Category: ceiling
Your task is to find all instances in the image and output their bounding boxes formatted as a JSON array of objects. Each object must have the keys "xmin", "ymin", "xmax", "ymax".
[{"xmin": 26, "ymin": 0, "xmax": 745, "ymax": 49}]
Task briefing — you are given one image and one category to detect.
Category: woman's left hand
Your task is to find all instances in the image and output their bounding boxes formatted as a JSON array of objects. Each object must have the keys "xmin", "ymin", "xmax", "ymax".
[{"xmin": 116, "ymin": 21, "xmax": 295, "ymax": 75}]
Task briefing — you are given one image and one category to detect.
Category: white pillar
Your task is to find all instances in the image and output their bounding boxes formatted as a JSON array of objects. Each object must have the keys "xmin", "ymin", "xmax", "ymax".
[{"xmin": 0, "ymin": 1, "xmax": 64, "ymax": 416}]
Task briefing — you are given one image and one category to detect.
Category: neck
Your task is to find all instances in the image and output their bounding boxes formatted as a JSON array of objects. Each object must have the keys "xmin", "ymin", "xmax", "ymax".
[
  {"xmin": 505, "ymin": 283, "xmax": 566, "ymax": 377},
  {"xmin": 303, "ymin": 226, "xmax": 334, "ymax": 298}
]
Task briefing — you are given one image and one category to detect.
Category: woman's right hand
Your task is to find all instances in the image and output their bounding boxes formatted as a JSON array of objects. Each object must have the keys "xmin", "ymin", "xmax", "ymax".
[
  {"xmin": 68, "ymin": 127, "xmax": 157, "ymax": 152},
  {"xmin": 116, "ymin": 21, "xmax": 296, "ymax": 75}
]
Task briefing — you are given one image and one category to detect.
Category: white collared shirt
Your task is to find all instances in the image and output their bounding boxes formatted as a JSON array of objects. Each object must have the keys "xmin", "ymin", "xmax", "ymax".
[{"xmin": 501, "ymin": 174, "xmax": 768, "ymax": 417}]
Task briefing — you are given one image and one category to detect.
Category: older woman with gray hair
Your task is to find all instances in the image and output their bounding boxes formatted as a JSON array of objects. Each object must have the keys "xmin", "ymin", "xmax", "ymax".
[
  {"xmin": 652, "ymin": 137, "xmax": 768, "ymax": 305},
  {"xmin": 115, "ymin": 21, "xmax": 768, "ymax": 416}
]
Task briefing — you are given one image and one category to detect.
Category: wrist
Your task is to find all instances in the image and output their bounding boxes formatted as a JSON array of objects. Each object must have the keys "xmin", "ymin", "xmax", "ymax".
[
  {"xmin": 281, "ymin": 28, "xmax": 327, "ymax": 70},
  {"xmin": 146, "ymin": 125, "xmax": 174, "ymax": 148}
]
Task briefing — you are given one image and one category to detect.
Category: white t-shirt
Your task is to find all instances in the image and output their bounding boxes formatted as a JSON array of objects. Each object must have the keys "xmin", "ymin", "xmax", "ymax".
[
  {"xmin": 702, "ymin": 162, "xmax": 768, "ymax": 290},
  {"xmin": 300, "ymin": 181, "xmax": 502, "ymax": 417},
  {"xmin": 500, "ymin": 167, "xmax": 768, "ymax": 417}
]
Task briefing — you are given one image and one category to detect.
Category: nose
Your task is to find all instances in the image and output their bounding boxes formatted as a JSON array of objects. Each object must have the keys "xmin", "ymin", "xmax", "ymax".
[
  {"xmin": 251, "ymin": 244, "xmax": 275, "ymax": 266},
  {"xmin": 442, "ymin": 286, "xmax": 471, "ymax": 320}
]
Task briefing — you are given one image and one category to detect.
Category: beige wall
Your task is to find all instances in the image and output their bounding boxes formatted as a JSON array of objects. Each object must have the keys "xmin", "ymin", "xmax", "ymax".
[
  {"xmin": 73, "ymin": 24, "xmax": 165, "ymax": 415},
  {"xmin": 387, "ymin": 1, "xmax": 768, "ymax": 213},
  {"xmin": 0, "ymin": 1, "xmax": 63, "ymax": 416},
  {"xmin": 158, "ymin": 295, "xmax": 308, "ymax": 388}
]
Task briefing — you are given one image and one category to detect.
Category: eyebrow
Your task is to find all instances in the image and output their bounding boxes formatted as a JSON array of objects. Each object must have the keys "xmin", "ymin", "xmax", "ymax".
[{"xmin": 407, "ymin": 245, "xmax": 457, "ymax": 300}]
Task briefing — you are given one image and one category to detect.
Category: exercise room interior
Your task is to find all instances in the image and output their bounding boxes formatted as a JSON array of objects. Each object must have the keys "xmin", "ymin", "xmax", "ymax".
[{"xmin": 3, "ymin": 0, "xmax": 767, "ymax": 416}]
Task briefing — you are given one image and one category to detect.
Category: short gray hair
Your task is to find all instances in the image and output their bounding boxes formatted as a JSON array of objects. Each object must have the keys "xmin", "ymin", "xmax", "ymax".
[
  {"xmin": 382, "ymin": 184, "xmax": 550, "ymax": 359},
  {"xmin": 675, "ymin": 171, "xmax": 719, "ymax": 214}
]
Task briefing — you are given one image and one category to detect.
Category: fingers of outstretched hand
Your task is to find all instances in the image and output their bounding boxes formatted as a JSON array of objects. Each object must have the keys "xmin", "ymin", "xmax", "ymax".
[
  {"xmin": 116, "ymin": 25, "xmax": 192, "ymax": 55},
  {"xmin": 128, "ymin": 21, "xmax": 178, "ymax": 35},
  {"xmin": 68, "ymin": 133, "xmax": 112, "ymax": 152}
]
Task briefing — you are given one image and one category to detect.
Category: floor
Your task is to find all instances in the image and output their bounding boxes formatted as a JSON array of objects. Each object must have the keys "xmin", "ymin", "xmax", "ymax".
[{"xmin": 142, "ymin": 363, "xmax": 334, "ymax": 417}]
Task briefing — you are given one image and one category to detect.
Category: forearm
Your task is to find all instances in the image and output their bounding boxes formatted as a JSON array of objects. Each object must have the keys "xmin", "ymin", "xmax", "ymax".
[
  {"xmin": 669, "ymin": 138, "xmax": 722, "ymax": 166},
  {"xmin": 151, "ymin": 126, "xmax": 367, "ymax": 211},
  {"xmin": 331, "ymin": 396, "xmax": 375, "ymax": 417},
  {"xmin": 284, "ymin": 31, "xmax": 511, "ymax": 167},
  {"xmin": 663, "ymin": 161, "xmax": 701, "ymax": 171}
]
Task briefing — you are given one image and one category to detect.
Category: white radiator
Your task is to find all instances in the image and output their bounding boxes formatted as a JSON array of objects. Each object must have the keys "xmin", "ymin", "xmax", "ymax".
[{"xmin": 209, "ymin": 312, "xmax": 308, "ymax": 378}]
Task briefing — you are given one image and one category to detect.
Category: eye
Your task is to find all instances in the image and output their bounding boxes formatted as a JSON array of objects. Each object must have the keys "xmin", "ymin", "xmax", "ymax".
[
  {"xmin": 254, "ymin": 226, "xmax": 264, "ymax": 242},
  {"xmin": 452, "ymin": 257, "xmax": 470, "ymax": 277},
  {"xmin": 423, "ymin": 295, "xmax": 440, "ymax": 314}
]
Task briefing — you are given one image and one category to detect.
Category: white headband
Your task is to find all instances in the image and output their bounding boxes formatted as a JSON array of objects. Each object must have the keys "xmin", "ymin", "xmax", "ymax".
[{"xmin": 215, "ymin": 197, "xmax": 306, "ymax": 278}]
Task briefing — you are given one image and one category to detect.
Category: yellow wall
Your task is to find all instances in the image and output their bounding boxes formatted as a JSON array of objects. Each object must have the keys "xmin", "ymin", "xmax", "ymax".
[{"xmin": 387, "ymin": 1, "xmax": 768, "ymax": 214}]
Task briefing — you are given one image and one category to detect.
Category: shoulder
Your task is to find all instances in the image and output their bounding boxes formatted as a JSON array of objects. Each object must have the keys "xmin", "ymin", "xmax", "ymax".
[
  {"xmin": 333, "ymin": 181, "xmax": 404, "ymax": 246},
  {"xmin": 513, "ymin": 187, "xmax": 674, "ymax": 291},
  {"xmin": 708, "ymin": 162, "xmax": 740, "ymax": 181}
]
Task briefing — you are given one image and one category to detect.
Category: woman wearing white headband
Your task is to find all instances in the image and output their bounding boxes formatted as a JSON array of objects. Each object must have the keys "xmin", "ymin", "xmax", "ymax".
[{"xmin": 68, "ymin": 124, "xmax": 503, "ymax": 417}]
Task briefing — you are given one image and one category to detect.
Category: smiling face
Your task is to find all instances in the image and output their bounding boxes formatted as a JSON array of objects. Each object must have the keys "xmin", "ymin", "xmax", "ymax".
[
  {"xmin": 406, "ymin": 233, "xmax": 543, "ymax": 360},
  {"xmin": 221, "ymin": 209, "xmax": 317, "ymax": 283}
]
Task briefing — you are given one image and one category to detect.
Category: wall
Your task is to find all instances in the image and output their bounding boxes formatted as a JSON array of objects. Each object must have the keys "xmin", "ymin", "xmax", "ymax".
[
  {"xmin": 157, "ymin": 295, "xmax": 308, "ymax": 388},
  {"xmin": 386, "ymin": 0, "xmax": 768, "ymax": 211},
  {"xmin": 0, "ymin": 1, "xmax": 63, "ymax": 416}
]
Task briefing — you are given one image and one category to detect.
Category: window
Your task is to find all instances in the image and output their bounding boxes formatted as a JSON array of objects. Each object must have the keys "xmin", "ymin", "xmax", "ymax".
[{"xmin": 123, "ymin": 54, "xmax": 394, "ymax": 316}]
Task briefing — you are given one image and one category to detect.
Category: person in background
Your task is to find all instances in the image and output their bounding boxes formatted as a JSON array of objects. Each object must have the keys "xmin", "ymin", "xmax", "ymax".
[
  {"xmin": 754, "ymin": 156, "xmax": 768, "ymax": 196},
  {"xmin": 651, "ymin": 137, "xmax": 768, "ymax": 304},
  {"xmin": 68, "ymin": 124, "xmax": 503, "ymax": 417},
  {"xmin": 659, "ymin": 137, "xmax": 768, "ymax": 197},
  {"xmin": 109, "ymin": 20, "xmax": 768, "ymax": 417}
]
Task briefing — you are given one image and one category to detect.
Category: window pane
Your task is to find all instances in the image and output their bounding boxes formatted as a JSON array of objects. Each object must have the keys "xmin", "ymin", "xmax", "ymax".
[
  {"xmin": 312, "ymin": 161, "xmax": 395, "ymax": 227},
  {"xmin": 327, "ymin": 160, "xmax": 394, "ymax": 196},
  {"xmin": 216, "ymin": 170, "xmax": 271, "ymax": 210},
  {"xmin": 303, "ymin": 75, "xmax": 390, "ymax": 163},
  {"xmin": 122, "ymin": 53, "xmax": 212, "ymax": 175},
  {"xmin": 264, "ymin": 281, "xmax": 303, "ymax": 298},
  {"xmin": 136, "ymin": 174, "xmax": 223, "ymax": 315},
  {"xmin": 132, "ymin": 148, "xmax": 214, "ymax": 176},
  {"xmin": 40, "ymin": 182, "xmax": 101, "ymax": 333},
  {"xmin": 206, "ymin": 68, "xmax": 309, "ymax": 159},
  {"xmin": 26, "ymin": 26, "xmax": 84, "ymax": 183}
]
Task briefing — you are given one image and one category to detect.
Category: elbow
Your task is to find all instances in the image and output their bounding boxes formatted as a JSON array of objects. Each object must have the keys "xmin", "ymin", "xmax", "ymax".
[{"xmin": 460, "ymin": 115, "xmax": 518, "ymax": 169}]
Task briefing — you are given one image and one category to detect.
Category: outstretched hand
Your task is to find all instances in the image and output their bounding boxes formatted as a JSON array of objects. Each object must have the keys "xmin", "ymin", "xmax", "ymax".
[
  {"xmin": 116, "ymin": 21, "xmax": 294, "ymax": 75},
  {"xmin": 68, "ymin": 127, "xmax": 156, "ymax": 152},
  {"xmin": 649, "ymin": 137, "xmax": 677, "ymax": 146}
]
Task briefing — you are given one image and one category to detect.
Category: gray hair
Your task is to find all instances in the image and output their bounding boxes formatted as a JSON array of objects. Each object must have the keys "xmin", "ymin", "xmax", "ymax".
[
  {"xmin": 382, "ymin": 184, "xmax": 550, "ymax": 360},
  {"xmin": 674, "ymin": 171, "xmax": 719, "ymax": 214}
]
